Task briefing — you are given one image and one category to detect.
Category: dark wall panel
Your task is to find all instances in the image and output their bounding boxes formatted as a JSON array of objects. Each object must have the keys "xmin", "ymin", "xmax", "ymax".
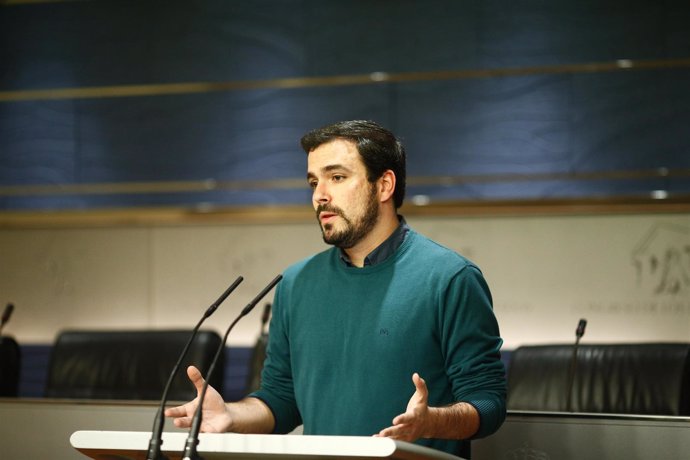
[
  {"xmin": 1, "ymin": 0, "xmax": 689, "ymax": 210},
  {"xmin": 0, "ymin": 100, "xmax": 78, "ymax": 184},
  {"xmin": 477, "ymin": 1, "xmax": 686, "ymax": 65},
  {"xmin": 570, "ymin": 69, "xmax": 690, "ymax": 172},
  {"xmin": 302, "ymin": 1, "xmax": 482, "ymax": 75},
  {"xmin": 0, "ymin": 0, "xmax": 308, "ymax": 89},
  {"xmin": 397, "ymin": 75, "xmax": 572, "ymax": 176}
]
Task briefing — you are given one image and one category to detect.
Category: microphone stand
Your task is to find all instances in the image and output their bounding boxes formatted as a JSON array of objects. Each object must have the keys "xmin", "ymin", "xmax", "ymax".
[
  {"xmin": 181, "ymin": 275, "xmax": 282, "ymax": 460},
  {"xmin": 565, "ymin": 318, "xmax": 587, "ymax": 412},
  {"xmin": 146, "ymin": 276, "xmax": 244, "ymax": 460},
  {"xmin": 0, "ymin": 303, "xmax": 14, "ymax": 336}
]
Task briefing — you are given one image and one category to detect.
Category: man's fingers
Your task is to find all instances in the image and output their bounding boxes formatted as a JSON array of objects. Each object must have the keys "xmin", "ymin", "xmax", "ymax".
[
  {"xmin": 376, "ymin": 424, "xmax": 410, "ymax": 440},
  {"xmin": 376, "ymin": 427, "xmax": 392, "ymax": 437},
  {"xmin": 392, "ymin": 413, "xmax": 412, "ymax": 426},
  {"xmin": 411, "ymin": 372, "xmax": 429, "ymax": 406},
  {"xmin": 164, "ymin": 405, "xmax": 187, "ymax": 417},
  {"xmin": 187, "ymin": 365, "xmax": 205, "ymax": 391},
  {"xmin": 412, "ymin": 373, "xmax": 427, "ymax": 391},
  {"xmin": 172, "ymin": 416, "xmax": 193, "ymax": 428}
]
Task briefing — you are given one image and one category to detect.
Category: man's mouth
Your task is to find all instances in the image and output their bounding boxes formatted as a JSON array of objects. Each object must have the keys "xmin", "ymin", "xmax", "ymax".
[{"xmin": 319, "ymin": 212, "xmax": 338, "ymax": 224}]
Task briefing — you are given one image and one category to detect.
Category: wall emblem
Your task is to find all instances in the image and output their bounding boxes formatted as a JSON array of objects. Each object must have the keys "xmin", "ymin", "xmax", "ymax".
[{"xmin": 632, "ymin": 223, "xmax": 690, "ymax": 296}]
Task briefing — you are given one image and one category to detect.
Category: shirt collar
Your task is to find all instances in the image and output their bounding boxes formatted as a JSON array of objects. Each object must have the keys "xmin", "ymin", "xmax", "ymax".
[{"xmin": 338, "ymin": 215, "xmax": 410, "ymax": 267}]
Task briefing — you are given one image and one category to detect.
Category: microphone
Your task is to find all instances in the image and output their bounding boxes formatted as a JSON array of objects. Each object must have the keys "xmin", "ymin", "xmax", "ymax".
[
  {"xmin": 576, "ymin": 318, "xmax": 587, "ymax": 340},
  {"xmin": 146, "ymin": 276, "xmax": 244, "ymax": 460},
  {"xmin": 260, "ymin": 302, "xmax": 272, "ymax": 334},
  {"xmin": 181, "ymin": 274, "xmax": 283, "ymax": 460},
  {"xmin": 0, "ymin": 303, "xmax": 14, "ymax": 335},
  {"xmin": 565, "ymin": 318, "xmax": 587, "ymax": 412}
]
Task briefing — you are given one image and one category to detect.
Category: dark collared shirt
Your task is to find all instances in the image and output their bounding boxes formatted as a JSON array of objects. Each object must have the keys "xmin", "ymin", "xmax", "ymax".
[{"xmin": 339, "ymin": 216, "xmax": 410, "ymax": 267}]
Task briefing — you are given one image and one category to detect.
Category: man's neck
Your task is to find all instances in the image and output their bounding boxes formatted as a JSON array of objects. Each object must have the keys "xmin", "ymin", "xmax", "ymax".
[{"xmin": 342, "ymin": 210, "xmax": 400, "ymax": 268}]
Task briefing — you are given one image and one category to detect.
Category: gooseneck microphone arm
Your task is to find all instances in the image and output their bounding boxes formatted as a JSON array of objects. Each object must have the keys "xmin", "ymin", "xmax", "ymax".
[
  {"xmin": 260, "ymin": 302, "xmax": 272, "ymax": 334},
  {"xmin": 0, "ymin": 303, "xmax": 14, "ymax": 336},
  {"xmin": 146, "ymin": 275, "xmax": 244, "ymax": 460},
  {"xmin": 565, "ymin": 318, "xmax": 587, "ymax": 412},
  {"xmin": 181, "ymin": 274, "xmax": 283, "ymax": 460}
]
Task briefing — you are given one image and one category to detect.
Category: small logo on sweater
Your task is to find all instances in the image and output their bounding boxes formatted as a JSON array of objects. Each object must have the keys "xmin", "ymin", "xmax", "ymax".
[{"xmin": 379, "ymin": 328, "xmax": 389, "ymax": 336}]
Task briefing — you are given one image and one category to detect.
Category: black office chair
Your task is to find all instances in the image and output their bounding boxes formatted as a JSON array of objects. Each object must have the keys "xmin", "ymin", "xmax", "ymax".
[
  {"xmin": 0, "ymin": 336, "xmax": 20, "ymax": 397},
  {"xmin": 507, "ymin": 343, "xmax": 690, "ymax": 415},
  {"xmin": 245, "ymin": 303, "xmax": 271, "ymax": 394},
  {"xmin": 45, "ymin": 329, "xmax": 224, "ymax": 401}
]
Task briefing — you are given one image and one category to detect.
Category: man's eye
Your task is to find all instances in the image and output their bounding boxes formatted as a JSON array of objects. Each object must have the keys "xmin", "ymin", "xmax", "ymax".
[
  {"xmin": 332, "ymin": 175, "xmax": 345, "ymax": 182},
  {"xmin": 308, "ymin": 181, "xmax": 317, "ymax": 189}
]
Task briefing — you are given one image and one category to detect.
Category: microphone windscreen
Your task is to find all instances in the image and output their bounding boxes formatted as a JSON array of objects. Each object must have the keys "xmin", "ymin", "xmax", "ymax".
[{"xmin": 1, "ymin": 303, "xmax": 14, "ymax": 324}]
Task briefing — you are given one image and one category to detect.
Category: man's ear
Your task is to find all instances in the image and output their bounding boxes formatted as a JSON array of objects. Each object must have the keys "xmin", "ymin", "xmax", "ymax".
[{"xmin": 378, "ymin": 170, "xmax": 396, "ymax": 203}]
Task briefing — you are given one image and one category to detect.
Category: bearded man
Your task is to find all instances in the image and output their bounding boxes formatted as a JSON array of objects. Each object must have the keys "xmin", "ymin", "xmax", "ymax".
[{"xmin": 167, "ymin": 120, "xmax": 506, "ymax": 459}]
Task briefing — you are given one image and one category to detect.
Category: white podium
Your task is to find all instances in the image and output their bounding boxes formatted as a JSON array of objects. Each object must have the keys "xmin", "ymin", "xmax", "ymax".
[{"xmin": 70, "ymin": 431, "xmax": 465, "ymax": 460}]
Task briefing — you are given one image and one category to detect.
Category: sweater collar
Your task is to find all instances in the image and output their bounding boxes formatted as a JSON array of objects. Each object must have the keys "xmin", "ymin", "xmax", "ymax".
[{"xmin": 338, "ymin": 215, "xmax": 410, "ymax": 267}]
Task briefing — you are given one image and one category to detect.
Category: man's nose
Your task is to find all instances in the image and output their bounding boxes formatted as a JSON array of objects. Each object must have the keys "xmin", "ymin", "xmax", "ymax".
[{"xmin": 313, "ymin": 182, "xmax": 330, "ymax": 204}]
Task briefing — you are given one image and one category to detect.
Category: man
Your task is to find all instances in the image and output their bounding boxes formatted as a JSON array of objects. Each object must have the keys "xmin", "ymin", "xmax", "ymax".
[{"xmin": 166, "ymin": 120, "xmax": 506, "ymax": 458}]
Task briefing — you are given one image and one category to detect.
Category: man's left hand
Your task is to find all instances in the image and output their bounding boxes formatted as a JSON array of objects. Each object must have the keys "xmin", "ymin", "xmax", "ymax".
[{"xmin": 374, "ymin": 372, "xmax": 431, "ymax": 442}]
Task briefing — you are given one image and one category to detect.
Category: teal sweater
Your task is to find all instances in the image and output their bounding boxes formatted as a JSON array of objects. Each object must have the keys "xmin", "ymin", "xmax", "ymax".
[{"xmin": 251, "ymin": 229, "xmax": 506, "ymax": 457}]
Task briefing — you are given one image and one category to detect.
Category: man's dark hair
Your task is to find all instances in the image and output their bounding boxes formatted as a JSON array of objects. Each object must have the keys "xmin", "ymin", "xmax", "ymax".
[{"xmin": 300, "ymin": 120, "xmax": 407, "ymax": 209}]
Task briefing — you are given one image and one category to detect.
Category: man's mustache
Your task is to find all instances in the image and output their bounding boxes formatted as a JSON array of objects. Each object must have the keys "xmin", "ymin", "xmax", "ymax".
[{"xmin": 315, "ymin": 204, "xmax": 344, "ymax": 218}]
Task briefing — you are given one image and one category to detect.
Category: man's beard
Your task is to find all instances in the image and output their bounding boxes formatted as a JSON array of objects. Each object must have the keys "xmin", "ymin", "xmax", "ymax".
[{"xmin": 316, "ymin": 185, "xmax": 379, "ymax": 249}]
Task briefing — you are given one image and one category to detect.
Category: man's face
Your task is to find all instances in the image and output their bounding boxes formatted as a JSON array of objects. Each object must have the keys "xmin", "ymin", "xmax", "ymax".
[{"xmin": 307, "ymin": 139, "xmax": 380, "ymax": 248}]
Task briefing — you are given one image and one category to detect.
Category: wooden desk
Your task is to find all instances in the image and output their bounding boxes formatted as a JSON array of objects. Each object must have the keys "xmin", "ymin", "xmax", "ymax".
[
  {"xmin": 3, "ymin": 400, "xmax": 689, "ymax": 460},
  {"xmin": 473, "ymin": 410, "xmax": 690, "ymax": 460},
  {"xmin": 0, "ymin": 398, "xmax": 183, "ymax": 459},
  {"xmin": 70, "ymin": 431, "xmax": 463, "ymax": 460}
]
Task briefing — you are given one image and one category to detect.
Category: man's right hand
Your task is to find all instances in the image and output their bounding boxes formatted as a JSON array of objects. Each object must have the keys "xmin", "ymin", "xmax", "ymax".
[{"xmin": 164, "ymin": 365, "xmax": 232, "ymax": 433}]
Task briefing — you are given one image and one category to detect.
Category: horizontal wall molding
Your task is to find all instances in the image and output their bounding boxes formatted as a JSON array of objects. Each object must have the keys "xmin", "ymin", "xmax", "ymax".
[
  {"xmin": 2, "ymin": 58, "xmax": 690, "ymax": 102},
  {"xmin": 1, "ymin": 196, "xmax": 689, "ymax": 229},
  {"xmin": 0, "ymin": 0, "xmax": 84, "ymax": 5},
  {"xmin": 0, "ymin": 178, "xmax": 306, "ymax": 197},
  {"xmin": 2, "ymin": 168, "xmax": 688, "ymax": 197}
]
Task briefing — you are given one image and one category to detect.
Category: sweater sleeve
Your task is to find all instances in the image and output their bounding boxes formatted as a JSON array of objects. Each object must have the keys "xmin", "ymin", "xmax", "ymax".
[
  {"xmin": 248, "ymin": 280, "xmax": 303, "ymax": 433},
  {"xmin": 440, "ymin": 264, "xmax": 507, "ymax": 439}
]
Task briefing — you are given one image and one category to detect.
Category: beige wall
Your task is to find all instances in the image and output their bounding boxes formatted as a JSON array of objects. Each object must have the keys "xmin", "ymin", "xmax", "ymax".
[{"xmin": 1, "ymin": 212, "xmax": 688, "ymax": 349}]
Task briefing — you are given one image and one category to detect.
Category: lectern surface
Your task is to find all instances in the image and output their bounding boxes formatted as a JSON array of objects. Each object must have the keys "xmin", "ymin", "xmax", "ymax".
[{"xmin": 70, "ymin": 430, "xmax": 465, "ymax": 460}]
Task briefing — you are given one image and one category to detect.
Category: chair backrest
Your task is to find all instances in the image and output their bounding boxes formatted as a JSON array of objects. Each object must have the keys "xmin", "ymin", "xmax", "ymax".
[
  {"xmin": 0, "ymin": 336, "xmax": 21, "ymax": 397},
  {"xmin": 45, "ymin": 329, "xmax": 223, "ymax": 401},
  {"xmin": 244, "ymin": 302, "xmax": 271, "ymax": 394},
  {"xmin": 507, "ymin": 343, "xmax": 690, "ymax": 415},
  {"xmin": 245, "ymin": 332, "xmax": 268, "ymax": 394}
]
